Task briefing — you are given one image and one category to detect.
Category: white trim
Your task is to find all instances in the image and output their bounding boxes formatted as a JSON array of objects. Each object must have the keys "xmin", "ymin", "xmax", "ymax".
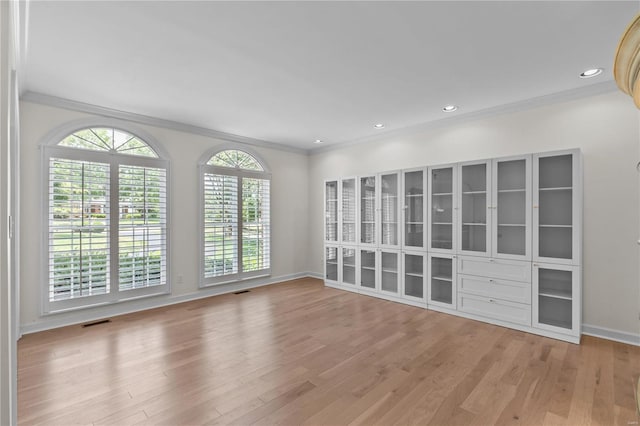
[
  {"xmin": 310, "ymin": 81, "xmax": 618, "ymax": 154},
  {"xmin": 21, "ymin": 272, "xmax": 317, "ymax": 335},
  {"xmin": 21, "ymin": 91, "xmax": 307, "ymax": 155},
  {"xmin": 582, "ymin": 324, "xmax": 640, "ymax": 347}
]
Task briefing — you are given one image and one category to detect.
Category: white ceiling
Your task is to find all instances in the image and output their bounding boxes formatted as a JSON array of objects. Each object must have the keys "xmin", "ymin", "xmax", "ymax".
[{"xmin": 22, "ymin": 1, "xmax": 638, "ymax": 151}]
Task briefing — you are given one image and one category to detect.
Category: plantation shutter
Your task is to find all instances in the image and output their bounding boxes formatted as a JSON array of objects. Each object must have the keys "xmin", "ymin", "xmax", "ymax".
[
  {"xmin": 118, "ymin": 165, "xmax": 167, "ymax": 290},
  {"xmin": 48, "ymin": 158, "xmax": 110, "ymax": 301},
  {"xmin": 242, "ymin": 178, "xmax": 270, "ymax": 273},
  {"xmin": 203, "ymin": 173, "xmax": 239, "ymax": 278}
]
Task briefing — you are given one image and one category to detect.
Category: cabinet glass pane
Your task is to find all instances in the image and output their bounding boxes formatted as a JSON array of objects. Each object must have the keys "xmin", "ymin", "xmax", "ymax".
[
  {"xmin": 431, "ymin": 168, "xmax": 453, "ymax": 249},
  {"xmin": 325, "ymin": 246, "xmax": 338, "ymax": 281},
  {"xmin": 404, "ymin": 254, "xmax": 424, "ymax": 298},
  {"xmin": 404, "ymin": 171, "xmax": 424, "ymax": 248},
  {"xmin": 341, "ymin": 178, "xmax": 356, "ymax": 243},
  {"xmin": 342, "ymin": 247, "xmax": 356, "ymax": 285},
  {"xmin": 360, "ymin": 176, "xmax": 376, "ymax": 245},
  {"xmin": 539, "ymin": 296, "xmax": 572, "ymax": 330},
  {"xmin": 461, "ymin": 163, "xmax": 487, "ymax": 252},
  {"xmin": 538, "ymin": 268, "xmax": 572, "ymax": 330},
  {"xmin": 325, "ymin": 181, "xmax": 338, "ymax": 241},
  {"xmin": 360, "ymin": 249, "xmax": 376, "ymax": 289},
  {"xmin": 381, "ymin": 252, "xmax": 398, "ymax": 293},
  {"xmin": 430, "ymin": 257, "xmax": 452, "ymax": 304},
  {"xmin": 538, "ymin": 155, "xmax": 573, "ymax": 259},
  {"xmin": 497, "ymin": 159, "xmax": 526, "ymax": 256},
  {"xmin": 381, "ymin": 173, "xmax": 399, "ymax": 246}
]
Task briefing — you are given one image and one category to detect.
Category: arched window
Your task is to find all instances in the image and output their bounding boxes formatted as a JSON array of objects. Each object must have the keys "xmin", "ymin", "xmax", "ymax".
[
  {"xmin": 200, "ymin": 148, "xmax": 270, "ymax": 286},
  {"xmin": 44, "ymin": 125, "xmax": 169, "ymax": 312}
]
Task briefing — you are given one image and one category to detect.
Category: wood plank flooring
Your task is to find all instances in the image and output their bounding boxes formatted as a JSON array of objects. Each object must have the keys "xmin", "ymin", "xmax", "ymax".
[{"xmin": 18, "ymin": 278, "xmax": 640, "ymax": 425}]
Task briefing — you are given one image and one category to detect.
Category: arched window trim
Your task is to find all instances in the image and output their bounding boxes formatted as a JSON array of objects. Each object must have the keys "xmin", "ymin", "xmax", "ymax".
[
  {"xmin": 199, "ymin": 146, "xmax": 271, "ymax": 288},
  {"xmin": 41, "ymin": 119, "xmax": 171, "ymax": 314}
]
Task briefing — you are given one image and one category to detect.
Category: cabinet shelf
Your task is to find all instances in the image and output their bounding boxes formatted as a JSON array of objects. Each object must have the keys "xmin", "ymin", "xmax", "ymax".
[
  {"xmin": 432, "ymin": 192, "xmax": 453, "ymax": 196},
  {"xmin": 498, "ymin": 189, "xmax": 526, "ymax": 193},
  {"xmin": 405, "ymin": 194, "xmax": 423, "ymax": 198},
  {"xmin": 326, "ymin": 261, "xmax": 338, "ymax": 265},
  {"xmin": 498, "ymin": 223, "xmax": 526, "ymax": 227},
  {"xmin": 462, "ymin": 191, "xmax": 486, "ymax": 195},
  {"xmin": 405, "ymin": 221, "xmax": 424, "ymax": 225},
  {"xmin": 326, "ymin": 199, "xmax": 338, "ymax": 202},
  {"xmin": 343, "ymin": 263, "xmax": 356, "ymax": 268},
  {"xmin": 405, "ymin": 272, "xmax": 424, "ymax": 278},
  {"xmin": 382, "ymin": 268, "xmax": 398, "ymax": 274},
  {"xmin": 539, "ymin": 187, "xmax": 572, "ymax": 191},
  {"xmin": 361, "ymin": 266, "xmax": 375, "ymax": 271},
  {"xmin": 432, "ymin": 276, "xmax": 452, "ymax": 282},
  {"xmin": 539, "ymin": 291, "xmax": 572, "ymax": 301},
  {"xmin": 539, "ymin": 224, "xmax": 572, "ymax": 228},
  {"xmin": 432, "ymin": 222, "xmax": 452, "ymax": 225},
  {"xmin": 462, "ymin": 223, "xmax": 486, "ymax": 226}
]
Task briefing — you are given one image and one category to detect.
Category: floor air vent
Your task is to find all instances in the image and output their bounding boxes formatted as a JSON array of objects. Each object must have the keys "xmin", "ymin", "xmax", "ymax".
[
  {"xmin": 82, "ymin": 319, "xmax": 111, "ymax": 328},
  {"xmin": 234, "ymin": 290, "xmax": 250, "ymax": 295}
]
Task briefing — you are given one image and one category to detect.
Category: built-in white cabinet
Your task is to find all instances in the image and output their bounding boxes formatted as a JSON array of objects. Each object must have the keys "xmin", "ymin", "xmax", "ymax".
[
  {"xmin": 533, "ymin": 263, "xmax": 580, "ymax": 339},
  {"xmin": 324, "ymin": 180, "xmax": 339, "ymax": 243},
  {"xmin": 428, "ymin": 253, "xmax": 456, "ymax": 310},
  {"xmin": 533, "ymin": 150, "xmax": 581, "ymax": 265},
  {"xmin": 402, "ymin": 169, "xmax": 427, "ymax": 249},
  {"xmin": 360, "ymin": 175, "xmax": 377, "ymax": 247},
  {"xmin": 403, "ymin": 251, "xmax": 426, "ymax": 302},
  {"xmin": 428, "ymin": 165, "xmax": 456, "ymax": 253},
  {"xmin": 380, "ymin": 171, "xmax": 401, "ymax": 249},
  {"xmin": 324, "ymin": 149, "xmax": 582, "ymax": 344}
]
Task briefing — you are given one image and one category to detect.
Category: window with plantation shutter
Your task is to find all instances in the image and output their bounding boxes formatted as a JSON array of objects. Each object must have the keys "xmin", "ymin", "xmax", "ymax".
[
  {"xmin": 44, "ymin": 126, "xmax": 169, "ymax": 312},
  {"xmin": 201, "ymin": 149, "xmax": 271, "ymax": 286}
]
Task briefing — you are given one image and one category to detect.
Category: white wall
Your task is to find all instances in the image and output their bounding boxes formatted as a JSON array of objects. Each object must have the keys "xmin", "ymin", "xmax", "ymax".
[
  {"xmin": 308, "ymin": 91, "xmax": 640, "ymax": 338},
  {"xmin": 19, "ymin": 101, "xmax": 310, "ymax": 331}
]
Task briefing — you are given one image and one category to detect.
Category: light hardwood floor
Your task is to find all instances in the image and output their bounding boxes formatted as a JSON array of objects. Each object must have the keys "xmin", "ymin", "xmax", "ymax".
[{"xmin": 18, "ymin": 278, "xmax": 640, "ymax": 425}]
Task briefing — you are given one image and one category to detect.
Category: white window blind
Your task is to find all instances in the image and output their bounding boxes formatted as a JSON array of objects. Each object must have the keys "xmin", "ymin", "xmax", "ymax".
[
  {"xmin": 203, "ymin": 173, "xmax": 238, "ymax": 278},
  {"xmin": 48, "ymin": 158, "xmax": 110, "ymax": 301},
  {"xmin": 118, "ymin": 165, "xmax": 167, "ymax": 290},
  {"xmin": 201, "ymin": 149, "xmax": 271, "ymax": 286}
]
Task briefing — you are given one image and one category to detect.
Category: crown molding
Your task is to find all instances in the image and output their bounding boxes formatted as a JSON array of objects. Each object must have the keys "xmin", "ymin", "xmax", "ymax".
[
  {"xmin": 310, "ymin": 80, "xmax": 619, "ymax": 154},
  {"xmin": 20, "ymin": 91, "xmax": 310, "ymax": 155}
]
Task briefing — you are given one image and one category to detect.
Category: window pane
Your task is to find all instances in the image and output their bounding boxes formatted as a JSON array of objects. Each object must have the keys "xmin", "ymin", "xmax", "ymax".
[
  {"xmin": 242, "ymin": 178, "xmax": 270, "ymax": 272},
  {"xmin": 204, "ymin": 173, "xmax": 238, "ymax": 277},
  {"xmin": 49, "ymin": 158, "xmax": 110, "ymax": 301},
  {"xmin": 58, "ymin": 127, "xmax": 158, "ymax": 158},
  {"xmin": 118, "ymin": 165, "xmax": 167, "ymax": 290},
  {"xmin": 207, "ymin": 149, "xmax": 264, "ymax": 171}
]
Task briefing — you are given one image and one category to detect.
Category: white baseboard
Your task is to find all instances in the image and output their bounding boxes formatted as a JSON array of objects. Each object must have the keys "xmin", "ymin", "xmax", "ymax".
[
  {"xmin": 306, "ymin": 271, "xmax": 323, "ymax": 279},
  {"xmin": 582, "ymin": 324, "xmax": 640, "ymax": 346},
  {"xmin": 21, "ymin": 272, "xmax": 318, "ymax": 335}
]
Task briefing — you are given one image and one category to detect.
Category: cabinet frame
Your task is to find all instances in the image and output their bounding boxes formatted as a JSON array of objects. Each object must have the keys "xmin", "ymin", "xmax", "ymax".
[
  {"xmin": 532, "ymin": 262, "xmax": 581, "ymax": 338},
  {"xmin": 491, "ymin": 154, "xmax": 532, "ymax": 260},
  {"xmin": 324, "ymin": 179, "xmax": 340, "ymax": 244},
  {"xmin": 379, "ymin": 170, "xmax": 403, "ymax": 250},
  {"xmin": 340, "ymin": 176, "xmax": 359, "ymax": 246},
  {"xmin": 427, "ymin": 253, "xmax": 457, "ymax": 310},
  {"xmin": 457, "ymin": 159, "xmax": 492, "ymax": 257},
  {"xmin": 324, "ymin": 244, "xmax": 341, "ymax": 286},
  {"xmin": 428, "ymin": 163, "xmax": 458, "ymax": 254},
  {"xmin": 378, "ymin": 248, "xmax": 402, "ymax": 297},
  {"xmin": 359, "ymin": 174, "xmax": 379, "ymax": 248},
  {"xmin": 401, "ymin": 167, "xmax": 428, "ymax": 250},
  {"xmin": 532, "ymin": 149, "xmax": 582, "ymax": 266},
  {"xmin": 402, "ymin": 250, "xmax": 427, "ymax": 303}
]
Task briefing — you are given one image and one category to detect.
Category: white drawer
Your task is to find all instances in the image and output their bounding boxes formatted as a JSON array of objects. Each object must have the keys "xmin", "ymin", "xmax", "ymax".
[
  {"xmin": 457, "ymin": 256, "xmax": 531, "ymax": 282},
  {"xmin": 458, "ymin": 275, "xmax": 531, "ymax": 305},
  {"xmin": 458, "ymin": 293, "xmax": 531, "ymax": 326}
]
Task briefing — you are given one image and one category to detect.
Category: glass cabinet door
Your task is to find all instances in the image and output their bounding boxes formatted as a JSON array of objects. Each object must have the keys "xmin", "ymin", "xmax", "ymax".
[
  {"xmin": 325, "ymin": 180, "xmax": 338, "ymax": 242},
  {"xmin": 359, "ymin": 249, "xmax": 376, "ymax": 290},
  {"xmin": 341, "ymin": 178, "xmax": 357, "ymax": 244},
  {"xmin": 360, "ymin": 176, "xmax": 377, "ymax": 245},
  {"xmin": 533, "ymin": 263, "xmax": 579, "ymax": 337},
  {"xmin": 428, "ymin": 254, "xmax": 456, "ymax": 309},
  {"xmin": 534, "ymin": 153, "xmax": 575, "ymax": 263},
  {"xmin": 342, "ymin": 247, "xmax": 356, "ymax": 285},
  {"xmin": 429, "ymin": 166, "xmax": 455, "ymax": 252},
  {"xmin": 493, "ymin": 157, "xmax": 530, "ymax": 259},
  {"xmin": 380, "ymin": 172, "xmax": 400, "ymax": 247},
  {"xmin": 403, "ymin": 253, "xmax": 425, "ymax": 300},
  {"xmin": 459, "ymin": 162, "xmax": 490, "ymax": 255},
  {"xmin": 380, "ymin": 251, "xmax": 399, "ymax": 294},
  {"xmin": 403, "ymin": 170, "xmax": 425, "ymax": 248},
  {"xmin": 325, "ymin": 246, "xmax": 339, "ymax": 282}
]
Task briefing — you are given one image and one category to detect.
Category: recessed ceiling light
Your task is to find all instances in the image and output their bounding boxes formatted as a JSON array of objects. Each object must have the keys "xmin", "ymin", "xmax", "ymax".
[
  {"xmin": 579, "ymin": 68, "xmax": 603, "ymax": 78},
  {"xmin": 374, "ymin": 123, "xmax": 385, "ymax": 129},
  {"xmin": 314, "ymin": 139, "xmax": 323, "ymax": 144},
  {"xmin": 443, "ymin": 105, "xmax": 458, "ymax": 112}
]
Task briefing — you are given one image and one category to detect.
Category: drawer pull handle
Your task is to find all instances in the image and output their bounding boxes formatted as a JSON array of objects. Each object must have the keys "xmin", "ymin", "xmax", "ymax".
[
  {"xmin": 489, "ymin": 279, "xmax": 494, "ymax": 283},
  {"xmin": 489, "ymin": 299, "xmax": 495, "ymax": 302}
]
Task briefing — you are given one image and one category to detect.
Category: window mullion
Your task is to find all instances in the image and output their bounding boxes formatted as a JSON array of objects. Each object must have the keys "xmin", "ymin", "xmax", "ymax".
[
  {"xmin": 109, "ymin": 158, "xmax": 120, "ymax": 300},
  {"xmin": 238, "ymin": 176, "xmax": 243, "ymax": 277}
]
